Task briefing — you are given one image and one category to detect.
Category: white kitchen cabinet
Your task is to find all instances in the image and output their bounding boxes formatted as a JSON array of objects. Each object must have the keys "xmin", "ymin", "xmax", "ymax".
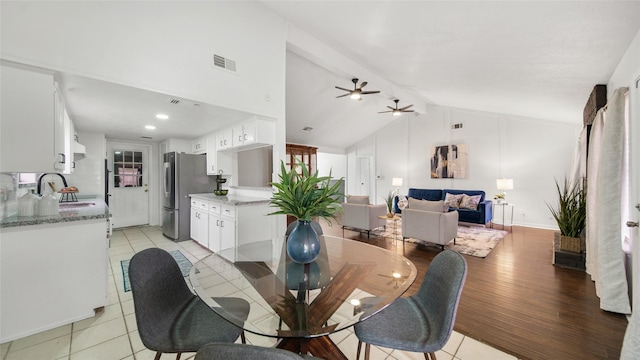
[
  {"xmin": 0, "ymin": 64, "xmax": 68, "ymax": 173},
  {"xmin": 206, "ymin": 133, "xmax": 232, "ymax": 175},
  {"xmin": 191, "ymin": 137, "xmax": 206, "ymax": 154},
  {"xmin": 208, "ymin": 202, "xmax": 236, "ymax": 253},
  {"xmin": 216, "ymin": 128, "xmax": 233, "ymax": 151},
  {"xmin": 0, "ymin": 219, "xmax": 108, "ymax": 343},
  {"xmin": 190, "ymin": 199, "xmax": 209, "ymax": 246},
  {"xmin": 231, "ymin": 117, "xmax": 275, "ymax": 150}
]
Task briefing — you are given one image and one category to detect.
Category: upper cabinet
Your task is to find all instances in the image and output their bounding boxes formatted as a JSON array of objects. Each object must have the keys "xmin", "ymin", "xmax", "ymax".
[
  {"xmin": 228, "ymin": 117, "xmax": 275, "ymax": 152},
  {"xmin": 1, "ymin": 65, "xmax": 73, "ymax": 174},
  {"xmin": 216, "ymin": 128, "xmax": 233, "ymax": 151},
  {"xmin": 191, "ymin": 137, "xmax": 206, "ymax": 154}
]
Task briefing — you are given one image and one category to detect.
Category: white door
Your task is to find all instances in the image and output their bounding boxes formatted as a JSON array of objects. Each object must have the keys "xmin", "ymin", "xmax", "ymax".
[
  {"xmin": 357, "ymin": 157, "xmax": 370, "ymax": 196},
  {"xmin": 107, "ymin": 142, "xmax": 150, "ymax": 228}
]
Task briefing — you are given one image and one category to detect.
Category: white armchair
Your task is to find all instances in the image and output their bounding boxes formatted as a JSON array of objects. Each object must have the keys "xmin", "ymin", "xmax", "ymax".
[
  {"xmin": 342, "ymin": 196, "xmax": 387, "ymax": 238},
  {"xmin": 402, "ymin": 199, "xmax": 458, "ymax": 249}
]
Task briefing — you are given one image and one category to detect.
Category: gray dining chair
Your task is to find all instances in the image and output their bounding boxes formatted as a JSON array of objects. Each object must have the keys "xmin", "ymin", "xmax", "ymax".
[
  {"xmin": 354, "ymin": 249, "xmax": 467, "ymax": 360},
  {"xmin": 195, "ymin": 343, "xmax": 309, "ymax": 359},
  {"xmin": 129, "ymin": 248, "xmax": 250, "ymax": 360}
]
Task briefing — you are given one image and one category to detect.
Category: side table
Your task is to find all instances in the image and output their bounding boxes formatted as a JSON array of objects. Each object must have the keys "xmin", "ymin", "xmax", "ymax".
[
  {"xmin": 378, "ymin": 215, "xmax": 401, "ymax": 244},
  {"xmin": 491, "ymin": 203, "xmax": 514, "ymax": 231}
]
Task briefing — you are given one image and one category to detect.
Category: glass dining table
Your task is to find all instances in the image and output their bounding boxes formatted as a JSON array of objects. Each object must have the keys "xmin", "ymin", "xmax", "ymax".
[{"xmin": 189, "ymin": 235, "xmax": 417, "ymax": 359}]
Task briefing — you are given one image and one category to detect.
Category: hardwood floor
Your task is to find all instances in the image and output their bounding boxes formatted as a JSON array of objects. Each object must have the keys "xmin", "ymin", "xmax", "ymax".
[{"xmin": 321, "ymin": 220, "xmax": 628, "ymax": 360}]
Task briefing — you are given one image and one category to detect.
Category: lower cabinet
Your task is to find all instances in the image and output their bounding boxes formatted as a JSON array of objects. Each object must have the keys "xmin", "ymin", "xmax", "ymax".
[
  {"xmin": 190, "ymin": 200, "xmax": 209, "ymax": 247},
  {"xmin": 0, "ymin": 219, "xmax": 108, "ymax": 342}
]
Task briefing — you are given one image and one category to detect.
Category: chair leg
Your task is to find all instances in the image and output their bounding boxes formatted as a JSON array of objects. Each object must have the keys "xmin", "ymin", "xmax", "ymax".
[
  {"xmin": 241, "ymin": 331, "xmax": 246, "ymax": 344},
  {"xmin": 176, "ymin": 353, "xmax": 181, "ymax": 360},
  {"xmin": 356, "ymin": 340, "xmax": 362, "ymax": 360},
  {"xmin": 154, "ymin": 352, "xmax": 162, "ymax": 360},
  {"xmin": 364, "ymin": 343, "xmax": 371, "ymax": 360},
  {"xmin": 425, "ymin": 352, "xmax": 437, "ymax": 360}
]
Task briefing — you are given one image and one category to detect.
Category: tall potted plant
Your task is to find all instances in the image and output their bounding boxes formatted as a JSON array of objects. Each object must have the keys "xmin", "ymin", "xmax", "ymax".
[
  {"xmin": 270, "ymin": 161, "xmax": 343, "ymax": 263},
  {"xmin": 382, "ymin": 192, "xmax": 395, "ymax": 218},
  {"xmin": 547, "ymin": 178, "xmax": 586, "ymax": 253}
]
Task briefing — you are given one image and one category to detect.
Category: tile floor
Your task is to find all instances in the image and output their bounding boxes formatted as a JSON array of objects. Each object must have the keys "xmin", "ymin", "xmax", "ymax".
[{"xmin": 0, "ymin": 226, "xmax": 519, "ymax": 360}]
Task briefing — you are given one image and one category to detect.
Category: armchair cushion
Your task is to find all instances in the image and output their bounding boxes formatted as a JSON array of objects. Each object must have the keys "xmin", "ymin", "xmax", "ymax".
[
  {"xmin": 408, "ymin": 198, "xmax": 446, "ymax": 213},
  {"xmin": 342, "ymin": 202, "xmax": 386, "ymax": 232},
  {"xmin": 347, "ymin": 195, "xmax": 370, "ymax": 204},
  {"xmin": 402, "ymin": 208, "xmax": 459, "ymax": 247}
]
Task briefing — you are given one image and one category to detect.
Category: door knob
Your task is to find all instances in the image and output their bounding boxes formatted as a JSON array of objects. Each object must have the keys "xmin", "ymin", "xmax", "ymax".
[{"xmin": 626, "ymin": 221, "xmax": 639, "ymax": 228}]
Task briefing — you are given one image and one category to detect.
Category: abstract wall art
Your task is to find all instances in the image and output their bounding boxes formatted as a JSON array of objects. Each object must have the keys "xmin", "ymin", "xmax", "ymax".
[{"xmin": 430, "ymin": 144, "xmax": 468, "ymax": 179}]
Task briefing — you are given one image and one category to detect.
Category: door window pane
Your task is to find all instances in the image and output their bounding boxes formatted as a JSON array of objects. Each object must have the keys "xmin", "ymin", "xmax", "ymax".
[{"xmin": 113, "ymin": 150, "xmax": 143, "ymax": 188}]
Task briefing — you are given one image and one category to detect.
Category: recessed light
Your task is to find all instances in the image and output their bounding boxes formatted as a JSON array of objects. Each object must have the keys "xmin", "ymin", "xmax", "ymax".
[
  {"xmin": 156, "ymin": 113, "xmax": 169, "ymax": 120},
  {"xmin": 145, "ymin": 125, "xmax": 156, "ymax": 130}
]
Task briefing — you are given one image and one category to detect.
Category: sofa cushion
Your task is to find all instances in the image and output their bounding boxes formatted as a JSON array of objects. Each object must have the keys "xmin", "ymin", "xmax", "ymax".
[
  {"xmin": 444, "ymin": 193, "xmax": 463, "ymax": 209},
  {"xmin": 346, "ymin": 195, "xmax": 369, "ymax": 204},
  {"xmin": 408, "ymin": 198, "xmax": 446, "ymax": 213},
  {"xmin": 443, "ymin": 189, "xmax": 485, "ymax": 203},
  {"xmin": 459, "ymin": 194, "xmax": 482, "ymax": 210},
  {"xmin": 407, "ymin": 188, "xmax": 442, "ymax": 201}
]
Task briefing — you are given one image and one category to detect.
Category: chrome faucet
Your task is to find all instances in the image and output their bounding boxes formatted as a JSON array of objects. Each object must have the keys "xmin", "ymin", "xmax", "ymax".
[{"xmin": 36, "ymin": 173, "xmax": 68, "ymax": 195}]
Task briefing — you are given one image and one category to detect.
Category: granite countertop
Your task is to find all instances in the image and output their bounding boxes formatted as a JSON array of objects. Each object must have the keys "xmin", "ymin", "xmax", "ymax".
[
  {"xmin": 0, "ymin": 200, "xmax": 110, "ymax": 229},
  {"xmin": 189, "ymin": 193, "xmax": 271, "ymax": 206}
]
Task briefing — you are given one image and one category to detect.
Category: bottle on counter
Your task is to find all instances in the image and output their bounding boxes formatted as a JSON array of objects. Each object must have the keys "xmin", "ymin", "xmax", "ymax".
[
  {"xmin": 37, "ymin": 188, "xmax": 59, "ymax": 216},
  {"xmin": 18, "ymin": 190, "xmax": 38, "ymax": 217}
]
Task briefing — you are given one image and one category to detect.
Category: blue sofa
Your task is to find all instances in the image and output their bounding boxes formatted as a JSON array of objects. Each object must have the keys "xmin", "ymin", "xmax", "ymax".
[{"xmin": 395, "ymin": 188, "xmax": 493, "ymax": 225}]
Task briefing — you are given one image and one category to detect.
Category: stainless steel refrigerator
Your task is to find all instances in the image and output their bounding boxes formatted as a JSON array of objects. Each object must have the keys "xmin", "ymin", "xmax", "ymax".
[{"xmin": 162, "ymin": 152, "xmax": 215, "ymax": 241}]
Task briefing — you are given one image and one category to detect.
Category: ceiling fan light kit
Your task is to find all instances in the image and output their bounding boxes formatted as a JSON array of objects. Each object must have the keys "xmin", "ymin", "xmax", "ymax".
[{"xmin": 336, "ymin": 78, "xmax": 414, "ymax": 116}]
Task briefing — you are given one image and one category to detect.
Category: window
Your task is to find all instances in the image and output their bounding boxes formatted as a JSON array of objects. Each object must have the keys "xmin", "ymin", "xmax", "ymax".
[{"xmin": 113, "ymin": 150, "xmax": 143, "ymax": 188}]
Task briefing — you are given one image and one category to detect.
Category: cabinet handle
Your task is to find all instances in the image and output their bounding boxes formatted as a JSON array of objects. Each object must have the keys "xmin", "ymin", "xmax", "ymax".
[
  {"xmin": 59, "ymin": 153, "xmax": 66, "ymax": 164},
  {"xmin": 216, "ymin": 219, "xmax": 220, "ymax": 226},
  {"xmin": 220, "ymin": 220, "xmax": 224, "ymax": 227},
  {"xmin": 72, "ymin": 161, "xmax": 76, "ymax": 169},
  {"xmin": 244, "ymin": 134, "xmax": 247, "ymax": 140}
]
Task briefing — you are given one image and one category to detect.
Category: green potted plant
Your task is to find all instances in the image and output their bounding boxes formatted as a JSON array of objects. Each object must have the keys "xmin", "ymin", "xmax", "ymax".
[
  {"xmin": 547, "ymin": 178, "xmax": 586, "ymax": 253},
  {"xmin": 382, "ymin": 192, "xmax": 395, "ymax": 218},
  {"xmin": 270, "ymin": 161, "xmax": 343, "ymax": 263}
]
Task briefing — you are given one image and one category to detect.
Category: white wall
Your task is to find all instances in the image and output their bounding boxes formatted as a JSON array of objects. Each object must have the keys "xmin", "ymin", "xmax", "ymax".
[
  {"xmin": 348, "ymin": 105, "xmax": 581, "ymax": 229},
  {"xmin": 65, "ymin": 133, "xmax": 106, "ymax": 200},
  {"xmin": 317, "ymin": 152, "xmax": 346, "ymax": 179}
]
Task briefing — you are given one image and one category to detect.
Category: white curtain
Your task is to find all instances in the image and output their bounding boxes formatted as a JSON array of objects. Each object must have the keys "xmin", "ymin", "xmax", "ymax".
[{"xmin": 585, "ymin": 87, "xmax": 631, "ymax": 314}]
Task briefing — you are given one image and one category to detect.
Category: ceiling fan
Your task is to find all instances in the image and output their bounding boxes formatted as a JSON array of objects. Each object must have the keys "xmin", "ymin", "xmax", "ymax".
[
  {"xmin": 379, "ymin": 99, "xmax": 414, "ymax": 116},
  {"xmin": 335, "ymin": 78, "xmax": 380, "ymax": 100}
]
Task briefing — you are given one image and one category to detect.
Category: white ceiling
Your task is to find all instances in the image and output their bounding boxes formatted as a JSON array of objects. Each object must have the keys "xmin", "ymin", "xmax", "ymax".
[{"xmin": 60, "ymin": 1, "xmax": 640, "ymax": 151}]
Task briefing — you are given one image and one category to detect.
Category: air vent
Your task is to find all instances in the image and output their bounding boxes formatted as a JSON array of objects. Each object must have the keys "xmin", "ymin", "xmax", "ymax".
[
  {"xmin": 167, "ymin": 97, "xmax": 201, "ymax": 108},
  {"xmin": 140, "ymin": 136, "xmax": 153, "ymax": 139},
  {"xmin": 452, "ymin": 123, "xmax": 463, "ymax": 130},
  {"xmin": 213, "ymin": 54, "xmax": 237, "ymax": 72},
  {"xmin": 301, "ymin": 126, "xmax": 313, "ymax": 133}
]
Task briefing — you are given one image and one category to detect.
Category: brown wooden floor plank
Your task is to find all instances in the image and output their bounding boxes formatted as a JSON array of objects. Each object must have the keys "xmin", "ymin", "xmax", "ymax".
[{"xmin": 322, "ymin": 220, "xmax": 628, "ymax": 360}]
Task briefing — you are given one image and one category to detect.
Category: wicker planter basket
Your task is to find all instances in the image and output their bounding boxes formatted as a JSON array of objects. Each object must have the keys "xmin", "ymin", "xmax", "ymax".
[{"xmin": 559, "ymin": 235, "xmax": 582, "ymax": 253}]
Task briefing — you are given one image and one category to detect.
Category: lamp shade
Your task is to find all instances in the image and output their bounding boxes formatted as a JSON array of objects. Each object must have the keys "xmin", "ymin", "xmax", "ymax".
[
  {"xmin": 392, "ymin": 178, "xmax": 403, "ymax": 187},
  {"xmin": 496, "ymin": 178, "xmax": 514, "ymax": 190}
]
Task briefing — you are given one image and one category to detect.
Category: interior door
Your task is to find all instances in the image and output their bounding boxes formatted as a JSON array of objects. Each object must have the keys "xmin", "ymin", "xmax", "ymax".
[
  {"xmin": 107, "ymin": 142, "xmax": 150, "ymax": 228},
  {"xmin": 357, "ymin": 157, "xmax": 370, "ymax": 196}
]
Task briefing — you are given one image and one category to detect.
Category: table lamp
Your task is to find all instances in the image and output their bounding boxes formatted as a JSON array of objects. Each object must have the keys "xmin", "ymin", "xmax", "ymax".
[
  {"xmin": 392, "ymin": 177, "xmax": 403, "ymax": 197},
  {"xmin": 496, "ymin": 178, "xmax": 513, "ymax": 204}
]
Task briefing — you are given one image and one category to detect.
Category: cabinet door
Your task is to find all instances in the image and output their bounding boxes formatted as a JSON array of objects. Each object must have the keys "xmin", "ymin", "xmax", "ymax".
[
  {"xmin": 232, "ymin": 124, "xmax": 244, "ymax": 148},
  {"xmin": 242, "ymin": 121, "xmax": 257, "ymax": 145},
  {"xmin": 216, "ymin": 128, "xmax": 232, "ymax": 150},
  {"xmin": 206, "ymin": 133, "xmax": 217, "ymax": 175},
  {"xmin": 197, "ymin": 210, "xmax": 209, "ymax": 248},
  {"xmin": 192, "ymin": 137, "xmax": 206, "ymax": 154},
  {"xmin": 0, "ymin": 65, "xmax": 58, "ymax": 173},
  {"xmin": 208, "ymin": 213, "xmax": 221, "ymax": 252},
  {"xmin": 190, "ymin": 207, "xmax": 199, "ymax": 241},
  {"xmin": 219, "ymin": 218, "xmax": 235, "ymax": 251}
]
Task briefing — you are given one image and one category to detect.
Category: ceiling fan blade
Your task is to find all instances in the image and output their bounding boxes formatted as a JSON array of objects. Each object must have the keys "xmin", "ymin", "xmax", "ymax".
[
  {"xmin": 378, "ymin": 110, "xmax": 392, "ymax": 113},
  {"xmin": 386, "ymin": 106, "xmax": 395, "ymax": 110},
  {"xmin": 335, "ymin": 86, "xmax": 351, "ymax": 92},
  {"xmin": 360, "ymin": 90, "xmax": 380, "ymax": 95},
  {"xmin": 403, "ymin": 109, "xmax": 415, "ymax": 112},
  {"xmin": 336, "ymin": 93, "xmax": 350, "ymax": 98},
  {"xmin": 400, "ymin": 104, "xmax": 414, "ymax": 111},
  {"xmin": 360, "ymin": 81, "xmax": 368, "ymax": 89}
]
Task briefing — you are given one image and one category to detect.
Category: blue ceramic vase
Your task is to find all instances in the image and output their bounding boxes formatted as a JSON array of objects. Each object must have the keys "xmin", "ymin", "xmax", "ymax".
[{"xmin": 287, "ymin": 220, "xmax": 321, "ymax": 264}]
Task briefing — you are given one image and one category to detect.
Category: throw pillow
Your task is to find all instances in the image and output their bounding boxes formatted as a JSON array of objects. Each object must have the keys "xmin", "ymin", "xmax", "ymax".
[
  {"xmin": 408, "ymin": 198, "xmax": 446, "ymax": 213},
  {"xmin": 444, "ymin": 193, "xmax": 463, "ymax": 209},
  {"xmin": 459, "ymin": 194, "xmax": 482, "ymax": 210},
  {"xmin": 346, "ymin": 195, "xmax": 369, "ymax": 204}
]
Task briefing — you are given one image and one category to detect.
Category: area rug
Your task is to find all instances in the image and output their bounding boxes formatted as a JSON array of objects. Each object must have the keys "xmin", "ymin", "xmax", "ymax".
[
  {"xmin": 120, "ymin": 250, "xmax": 193, "ymax": 292},
  {"xmin": 374, "ymin": 218, "xmax": 508, "ymax": 258}
]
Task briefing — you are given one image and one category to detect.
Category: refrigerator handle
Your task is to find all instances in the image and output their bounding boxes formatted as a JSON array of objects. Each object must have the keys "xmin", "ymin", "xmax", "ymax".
[{"xmin": 163, "ymin": 162, "xmax": 171, "ymax": 198}]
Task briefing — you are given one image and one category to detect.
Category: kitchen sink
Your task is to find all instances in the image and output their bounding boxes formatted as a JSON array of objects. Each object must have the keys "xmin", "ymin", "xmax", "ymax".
[{"xmin": 59, "ymin": 202, "xmax": 96, "ymax": 208}]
